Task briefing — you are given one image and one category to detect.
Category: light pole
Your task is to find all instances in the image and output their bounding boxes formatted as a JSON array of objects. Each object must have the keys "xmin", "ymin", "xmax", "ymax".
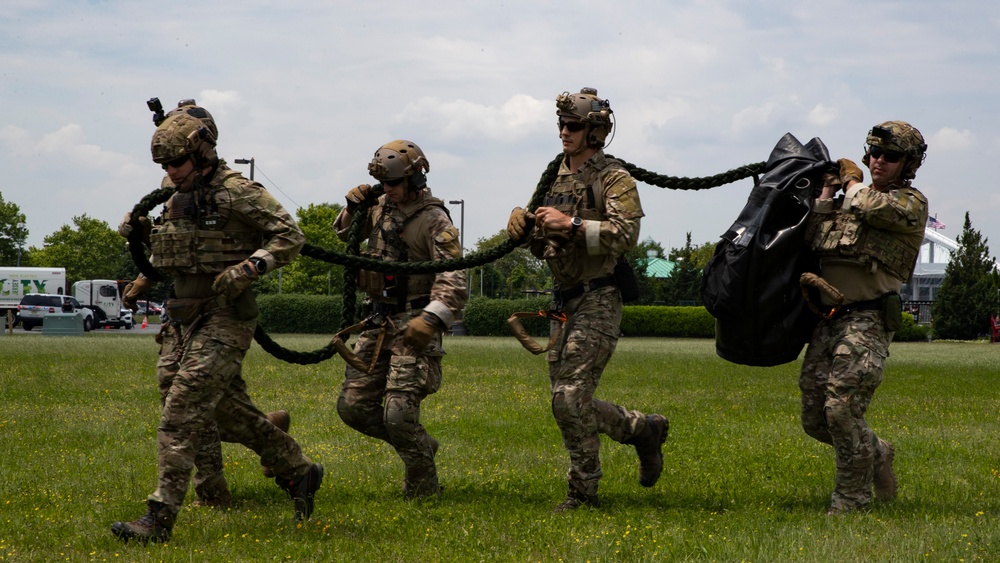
[
  {"xmin": 16, "ymin": 221, "xmax": 25, "ymax": 267},
  {"xmin": 448, "ymin": 199, "xmax": 467, "ymax": 335},
  {"xmin": 234, "ymin": 157, "xmax": 255, "ymax": 180},
  {"xmin": 234, "ymin": 157, "xmax": 281, "ymax": 294}
]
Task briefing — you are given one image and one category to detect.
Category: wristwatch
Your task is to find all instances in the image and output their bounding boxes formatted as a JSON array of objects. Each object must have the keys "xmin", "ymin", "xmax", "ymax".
[
  {"xmin": 249, "ymin": 257, "xmax": 267, "ymax": 275},
  {"xmin": 569, "ymin": 216, "xmax": 584, "ymax": 237}
]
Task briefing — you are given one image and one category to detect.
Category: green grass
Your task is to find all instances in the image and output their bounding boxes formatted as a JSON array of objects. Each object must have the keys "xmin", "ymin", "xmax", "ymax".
[{"xmin": 1, "ymin": 333, "xmax": 999, "ymax": 562}]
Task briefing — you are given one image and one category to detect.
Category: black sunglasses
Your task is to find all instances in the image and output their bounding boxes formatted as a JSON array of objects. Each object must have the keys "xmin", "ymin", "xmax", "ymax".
[
  {"xmin": 383, "ymin": 178, "xmax": 405, "ymax": 188},
  {"xmin": 161, "ymin": 155, "xmax": 190, "ymax": 170},
  {"xmin": 558, "ymin": 119, "xmax": 586, "ymax": 133},
  {"xmin": 868, "ymin": 146, "xmax": 902, "ymax": 164}
]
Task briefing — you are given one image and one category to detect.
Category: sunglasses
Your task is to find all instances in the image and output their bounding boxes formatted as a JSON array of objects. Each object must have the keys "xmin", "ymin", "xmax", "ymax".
[
  {"xmin": 383, "ymin": 177, "xmax": 405, "ymax": 188},
  {"xmin": 558, "ymin": 120, "xmax": 586, "ymax": 133},
  {"xmin": 161, "ymin": 155, "xmax": 190, "ymax": 170},
  {"xmin": 868, "ymin": 146, "xmax": 903, "ymax": 164}
]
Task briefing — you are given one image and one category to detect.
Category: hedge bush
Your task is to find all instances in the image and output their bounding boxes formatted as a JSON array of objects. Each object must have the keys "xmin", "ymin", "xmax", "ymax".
[
  {"xmin": 895, "ymin": 311, "xmax": 932, "ymax": 342},
  {"xmin": 464, "ymin": 297, "xmax": 717, "ymax": 338},
  {"xmin": 257, "ymin": 294, "xmax": 344, "ymax": 334}
]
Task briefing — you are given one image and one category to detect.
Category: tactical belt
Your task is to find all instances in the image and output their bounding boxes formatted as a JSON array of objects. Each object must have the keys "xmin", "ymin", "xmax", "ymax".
[
  {"xmin": 553, "ymin": 275, "xmax": 616, "ymax": 305},
  {"xmin": 830, "ymin": 297, "xmax": 884, "ymax": 320},
  {"xmin": 370, "ymin": 296, "xmax": 431, "ymax": 317}
]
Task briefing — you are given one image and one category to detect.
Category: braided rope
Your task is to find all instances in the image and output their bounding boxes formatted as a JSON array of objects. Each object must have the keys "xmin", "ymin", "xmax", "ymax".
[{"xmin": 127, "ymin": 154, "xmax": 765, "ymax": 364}]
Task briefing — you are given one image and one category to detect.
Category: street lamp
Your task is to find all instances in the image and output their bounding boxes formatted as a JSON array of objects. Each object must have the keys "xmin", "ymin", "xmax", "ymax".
[
  {"xmin": 234, "ymin": 157, "xmax": 255, "ymax": 181},
  {"xmin": 16, "ymin": 221, "xmax": 25, "ymax": 267},
  {"xmin": 448, "ymin": 199, "xmax": 468, "ymax": 335}
]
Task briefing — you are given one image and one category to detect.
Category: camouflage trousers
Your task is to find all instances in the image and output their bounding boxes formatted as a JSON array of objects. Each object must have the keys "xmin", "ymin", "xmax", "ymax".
[
  {"xmin": 799, "ymin": 309, "xmax": 892, "ymax": 511},
  {"xmin": 547, "ymin": 286, "xmax": 647, "ymax": 499},
  {"xmin": 337, "ymin": 311, "xmax": 443, "ymax": 492},
  {"xmin": 148, "ymin": 310, "xmax": 313, "ymax": 515}
]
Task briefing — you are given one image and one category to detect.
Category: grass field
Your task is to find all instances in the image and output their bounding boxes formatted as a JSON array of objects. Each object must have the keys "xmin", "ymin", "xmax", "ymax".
[{"xmin": 1, "ymin": 331, "xmax": 998, "ymax": 562}]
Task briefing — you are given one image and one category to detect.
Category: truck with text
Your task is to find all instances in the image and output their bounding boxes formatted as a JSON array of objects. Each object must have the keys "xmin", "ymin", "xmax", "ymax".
[{"xmin": 1, "ymin": 267, "xmax": 67, "ymax": 327}]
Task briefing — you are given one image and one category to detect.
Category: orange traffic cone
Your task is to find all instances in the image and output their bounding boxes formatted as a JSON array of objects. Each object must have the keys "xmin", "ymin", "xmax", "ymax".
[{"xmin": 141, "ymin": 315, "xmax": 149, "ymax": 329}]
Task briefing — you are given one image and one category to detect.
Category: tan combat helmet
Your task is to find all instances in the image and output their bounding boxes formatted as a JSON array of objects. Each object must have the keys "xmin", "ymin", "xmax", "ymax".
[
  {"xmin": 556, "ymin": 87, "xmax": 614, "ymax": 148},
  {"xmin": 150, "ymin": 112, "xmax": 218, "ymax": 167},
  {"xmin": 863, "ymin": 120, "xmax": 927, "ymax": 180},
  {"xmin": 368, "ymin": 140, "xmax": 430, "ymax": 190}
]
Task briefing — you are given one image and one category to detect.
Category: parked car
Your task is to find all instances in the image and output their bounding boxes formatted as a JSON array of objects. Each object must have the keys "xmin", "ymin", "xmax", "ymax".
[
  {"xmin": 119, "ymin": 308, "xmax": 134, "ymax": 329},
  {"xmin": 135, "ymin": 300, "xmax": 162, "ymax": 316},
  {"xmin": 17, "ymin": 293, "xmax": 95, "ymax": 331}
]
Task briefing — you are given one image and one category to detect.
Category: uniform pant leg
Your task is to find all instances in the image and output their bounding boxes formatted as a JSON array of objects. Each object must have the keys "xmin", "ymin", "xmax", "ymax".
[{"xmin": 337, "ymin": 327, "xmax": 393, "ymax": 443}]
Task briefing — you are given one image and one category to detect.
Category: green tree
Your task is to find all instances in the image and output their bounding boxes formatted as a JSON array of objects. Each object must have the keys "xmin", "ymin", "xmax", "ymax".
[
  {"xmin": 255, "ymin": 203, "xmax": 346, "ymax": 295},
  {"xmin": 28, "ymin": 214, "xmax": 131, "ymax": 285},
  {"xmin": 0, "ymin": 193, "xmax": 28, "ymax": 266},
  {"xmin": 470, "ymin": 230, "xmax": 549, "ymax": 299},
  {"xmin": 931, "ymin": 213, "xmax": 998, "ymax": 339},
  {"xmin": 662, "ymin": 232, "xmax": 703, "ymax": 306}
]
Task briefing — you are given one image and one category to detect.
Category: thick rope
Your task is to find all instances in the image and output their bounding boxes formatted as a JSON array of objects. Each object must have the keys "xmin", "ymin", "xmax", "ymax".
[{"xmin": 127, "ymin": 154, "xmax": 765, "ymax": 364}]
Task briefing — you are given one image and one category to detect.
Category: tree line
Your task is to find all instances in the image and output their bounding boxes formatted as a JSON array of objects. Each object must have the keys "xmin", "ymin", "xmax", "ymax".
[{"xmin": 2, "ymin": 190, "xmax": 997, "ymax": 339}]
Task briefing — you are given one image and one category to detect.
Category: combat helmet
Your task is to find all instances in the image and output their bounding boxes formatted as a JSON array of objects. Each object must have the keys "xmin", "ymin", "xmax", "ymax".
[
  {"xmin": 863, "ymin": 120, "xmax": 927, "ymax": 180},
  {"xmin": 166, "ymin": 99, "xmax": 218, "ymax": 141},
  {"xmin": 150, "ymin": 112, "xmax": 218, "ymax": 167},
  {"xmin": 368, "ymin": 140, "xmax": 430, "ymax": 190},
  {"xmin": 556, "ymin": 87, "xmax": 614, "ymax": 148}
]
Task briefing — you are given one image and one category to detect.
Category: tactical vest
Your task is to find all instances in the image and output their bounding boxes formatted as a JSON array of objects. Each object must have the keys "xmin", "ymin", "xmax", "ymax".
[
  {"xmin": 150, "ymin": 170, "xmax": 261, "ymax": 275},
  {"xmin": 808, "ymin": 185, "xmax": 925, "ymax": 282},
  {"xmin": 357, "ymin": 195, "xmax": 446, "ymax": 303},
  {"xmin": 536, "ymin": 153, "xmax": 630, "ymax": 284}
]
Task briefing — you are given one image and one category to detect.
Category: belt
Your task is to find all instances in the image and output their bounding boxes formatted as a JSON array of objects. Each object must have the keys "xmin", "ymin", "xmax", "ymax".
[
  {"xmin": 371, "ymin": 296, "xmax": 431, "ymax": 317},
  {"xmin": 830, "ymin": 296, "xmax": 884, "ymax": 320},
  {"xmin": 553, "ymin": 275, "xmax": 616, "ymax": 304}
]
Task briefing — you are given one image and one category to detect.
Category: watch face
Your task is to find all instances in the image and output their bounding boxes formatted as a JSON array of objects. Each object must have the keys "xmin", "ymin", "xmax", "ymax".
[{"xmin": 573, "ymin": 217, "xmax": 583, "ymax": 226}]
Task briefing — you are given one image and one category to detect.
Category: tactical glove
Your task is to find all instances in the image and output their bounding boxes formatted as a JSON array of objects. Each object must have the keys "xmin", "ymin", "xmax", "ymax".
[
  {"xmin": 506, "ymin": 207, "xmax": 533, "ymax": 241},
  {"xmin": 122, "ymin": 276, "xmax": 152, "ymax": 312},
  {"xmin": 838, "ymin": 158, "xmax": 864, "ymax": 186},
  {"xmin": 118, "ymin": 212, "xmax": 152, "ymax": 244},
  {"xmin": 212, "ymin": 259, "xmax": 260, "ymax": 303},
  {"xmin": 345, "ymin": 184, "xmax": 373, "ymax": 212},
  {"xmin": 403, "ymin": 312, "xmax": 442, "ymax": 350}
]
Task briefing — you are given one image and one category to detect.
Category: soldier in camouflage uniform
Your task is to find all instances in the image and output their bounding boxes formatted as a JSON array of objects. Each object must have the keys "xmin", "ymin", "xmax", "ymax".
[
  {"xmin": 118, "ymin": 101, "xmax": 291, "ymax": 511},
  {"xmin": 334, "ymin": 140, "xmax": 466, "ymax": 498},
  {"xmin": 507, "ymin": 88, "xmax": 669, "ymax": 512},
  {"xmin": 112, "ymin": 107, "xmax": 323, "ymax": 544},
  {"xmin": 800, "ymin": 121, "xmax": 928, "ymax": 514}
]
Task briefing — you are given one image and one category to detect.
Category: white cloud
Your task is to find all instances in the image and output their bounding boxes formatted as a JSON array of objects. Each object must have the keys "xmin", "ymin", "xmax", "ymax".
[
  {"xmin": 807, "ymin": 104, "xmax": 838, "ymax": 127},
  {"xmin": 929, "ymin": 127, "xmax": 975, "ymax": 151}
]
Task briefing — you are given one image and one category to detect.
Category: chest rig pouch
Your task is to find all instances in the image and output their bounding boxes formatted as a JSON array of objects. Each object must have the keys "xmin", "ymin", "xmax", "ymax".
[{"xmin": 150, "ymin": 183, "xmax": 260, "ymax": 274}]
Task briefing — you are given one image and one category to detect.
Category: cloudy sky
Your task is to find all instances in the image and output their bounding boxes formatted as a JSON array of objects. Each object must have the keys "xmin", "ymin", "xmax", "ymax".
[{"xmin": 2, "ymin": 0, "xmax": 998, "ymax": 260}]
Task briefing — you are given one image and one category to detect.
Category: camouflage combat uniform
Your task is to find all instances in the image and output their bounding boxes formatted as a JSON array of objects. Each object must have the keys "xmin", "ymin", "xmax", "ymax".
[
  {"xmin": 145, "ymin": 163, "xmax": 314, "ymax": 518},
  {"xmin": 801, "ymin": 178, "xmax": 927, "ymax": 512},
  {"xmin": 334, "ymin": 187, "xmax": 466, "ymax": 495},
  {"xmin": 529, "ymin": 151, "xmax": 657, "ymax": 502}
]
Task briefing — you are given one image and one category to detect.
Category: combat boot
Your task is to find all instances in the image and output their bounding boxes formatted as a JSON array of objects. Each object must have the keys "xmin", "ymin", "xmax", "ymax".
[
  {"xmin": 261, "ymin": 410, "xmax": 291, "ymax": 478},
  {"xmin": 276, "ymin": 463, "xmax": 323, "ymax": 520},
  {"xmin": 111, "ymin": 501, "xmax": 175, "ymax": 543},
  {"xmin": 554, "ymin": 488, "xmax": 600, "ymax": 513},
  {"xmin": 190, "ymin": 490, "xmax": 232, "ymax": 509},
  {"xmin": 874, "ymin": 440, "xmax": 897, "ymax": 501},
  {"xmin": 627, "ymin": 414, "xmax": 669, "ymax": 487}
]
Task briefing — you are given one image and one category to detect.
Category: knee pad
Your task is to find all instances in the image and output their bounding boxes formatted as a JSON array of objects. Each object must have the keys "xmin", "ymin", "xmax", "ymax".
[{"xmin": 384, "ymin": 393, "xmax": 418, "ymax": 433}]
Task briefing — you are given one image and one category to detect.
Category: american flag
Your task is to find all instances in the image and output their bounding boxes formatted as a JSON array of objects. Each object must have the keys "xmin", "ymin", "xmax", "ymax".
[{"xmin": 928, "ymin": 215, "xmax": 946, "ymax": 230}]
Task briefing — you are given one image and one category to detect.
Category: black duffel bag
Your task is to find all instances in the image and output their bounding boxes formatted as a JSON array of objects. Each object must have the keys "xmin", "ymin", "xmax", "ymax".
[{"xmin": 701, "ymin": 132, "xmax": 837, "ymax": 366}]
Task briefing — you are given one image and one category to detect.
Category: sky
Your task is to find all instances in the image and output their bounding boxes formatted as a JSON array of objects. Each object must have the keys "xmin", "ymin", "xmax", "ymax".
[{"xmin": 2, "ymin": 0, "xmax": 999, "ymax": 261}]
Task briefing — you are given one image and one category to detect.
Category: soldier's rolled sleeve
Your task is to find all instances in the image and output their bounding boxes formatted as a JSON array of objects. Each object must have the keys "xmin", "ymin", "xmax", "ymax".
[
  {"xmin": 234, "ymin": 185, "xmax": 305, "ymax": 268},
  {"xmin": 587, "ymin": 174, "xmax": 643, "ymax": 257},
  {"xmin": 426, "ymin": 220, "xmax": 467, "ymax": 328}
]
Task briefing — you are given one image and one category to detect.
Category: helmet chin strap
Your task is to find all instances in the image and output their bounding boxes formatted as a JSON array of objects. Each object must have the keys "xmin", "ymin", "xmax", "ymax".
[{"xmin": 174, "ymin": 166, "xmax": 200, "ymax": 192}]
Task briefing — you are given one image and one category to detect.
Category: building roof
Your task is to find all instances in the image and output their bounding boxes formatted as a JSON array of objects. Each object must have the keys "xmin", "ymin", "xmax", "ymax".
[{"xmin": 637, "ymin": 256, "xmax": 676, "ymax": 278}]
